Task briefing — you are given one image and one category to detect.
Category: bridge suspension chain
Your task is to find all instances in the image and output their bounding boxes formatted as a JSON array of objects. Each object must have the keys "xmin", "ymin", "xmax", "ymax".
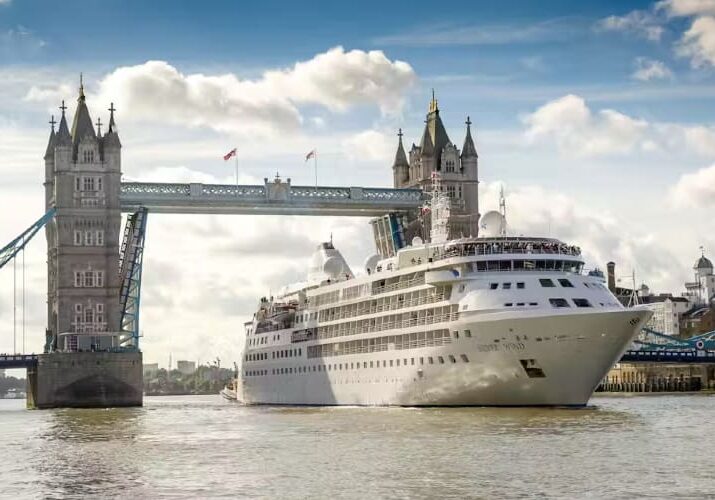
[{"xmin": 1, "ymin": 209, "xmax": 55, "ymax": 354}]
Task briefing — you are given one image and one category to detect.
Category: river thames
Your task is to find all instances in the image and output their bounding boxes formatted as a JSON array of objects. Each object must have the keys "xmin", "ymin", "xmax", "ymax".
[{"xmin": 1, "ymin": 394, "xmax": 713, "ymax": 499}]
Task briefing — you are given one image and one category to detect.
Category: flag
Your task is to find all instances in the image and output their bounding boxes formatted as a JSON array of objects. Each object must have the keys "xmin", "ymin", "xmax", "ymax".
[
  {"xmin": 305, "ymin": 149, "xmax": 316, "ymax": 162},
  {"xmin": 223, "ymin": 148, "xmax": 237, "ymax": 161}
]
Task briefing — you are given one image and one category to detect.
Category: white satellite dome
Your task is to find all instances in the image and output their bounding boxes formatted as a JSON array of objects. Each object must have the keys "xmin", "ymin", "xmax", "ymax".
[
  {"xmin": 363, "ymin": 254, "xmax": 380, "ymax": 274},
  {"xmin": 323, "ymin": 255, "xmax": 343, "ymax": 278},
  {"xmin": 307, "ymin": 242, "xmax": 354, "ymax": 283},
  {"xmin": 479, "ymin": 210, "xmax": 506, "ymax": 237},
  {"xmin": 411, "ymin": 236, "xmax": 424, "ymax": 246}
]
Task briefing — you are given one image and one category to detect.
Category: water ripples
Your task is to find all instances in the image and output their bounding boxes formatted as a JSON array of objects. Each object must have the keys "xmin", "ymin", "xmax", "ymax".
[{"xmin": 1, "ymin": 395, "xmax": 714, "ymax": 499}]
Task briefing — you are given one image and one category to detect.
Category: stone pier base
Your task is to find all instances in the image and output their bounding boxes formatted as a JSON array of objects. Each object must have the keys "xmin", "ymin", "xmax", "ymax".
[{"xmin": 27, "ymin": 352, "xmax": 143, "ymax": 409}]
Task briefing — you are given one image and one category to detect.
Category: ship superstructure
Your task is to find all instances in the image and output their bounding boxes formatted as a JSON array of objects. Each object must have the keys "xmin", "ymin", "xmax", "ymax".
[
  {"xmin": 238, "ymin": 186, "xmax": 650, "ymax": 406},
  {"xmin": 238, "ymin": 96, "xmax": 650, "ymax": 406}
]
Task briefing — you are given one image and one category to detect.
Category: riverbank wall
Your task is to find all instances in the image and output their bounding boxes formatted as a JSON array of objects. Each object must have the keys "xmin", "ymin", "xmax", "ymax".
[{"xmin": 597, "ymin": 362, "xmax": 715, "ymax": 393}]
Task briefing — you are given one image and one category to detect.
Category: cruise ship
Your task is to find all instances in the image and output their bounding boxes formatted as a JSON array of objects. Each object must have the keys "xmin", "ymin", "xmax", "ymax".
[{"xmin": 237, "ymin": 180, "xmax": 651, "ymax": 406}]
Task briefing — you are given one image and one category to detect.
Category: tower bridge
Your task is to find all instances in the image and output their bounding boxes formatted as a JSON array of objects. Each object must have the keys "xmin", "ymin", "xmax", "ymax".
[
  {"xmin": 1, "ymin": 80, "xmax": 432, "ymax": 409},
  {"xmin": 6, "ymin": 80, "xmax": 710, "ymax": 408}
]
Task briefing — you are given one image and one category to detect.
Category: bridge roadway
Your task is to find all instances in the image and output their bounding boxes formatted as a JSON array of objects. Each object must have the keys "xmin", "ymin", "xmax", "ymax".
[
  {"xmin": 0, "ymin": 354, "xmax": 38, "ymax": 369},
  {"xmin": 621, "ymin": 350, "xmax": 715, "ymax": 364},
  {"xmin": 119, "ymin": 180, "xmax": 425, "ymax": 216}
]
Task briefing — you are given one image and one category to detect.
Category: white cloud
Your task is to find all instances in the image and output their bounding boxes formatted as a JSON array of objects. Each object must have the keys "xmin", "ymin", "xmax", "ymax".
[
  {"xmin": 680, "ymin": 125, "xmax": 715, "ymax": 155},
  {"xmin": 0, "ymin": 0, "xmax": 12, "ymax": 6},
  {"xmin": 481, "ymin": 182, "xmax": 683, "ymax": 291},
  {"xmin": 523, "ymin": 94, "xmax": 715, "ymax": 158},
  {"xmin": 596, "ymin": 10, "xmax": 665, "ymax": 41},
  {"xmin": 373, "ymin": 18, "xmax": 579, "ymax": 47},
  {"xmin": 654, "ymin": 0, "xmax": 715, "ymax": 67},
  {"xmin": 669, "ymin": 163, "xmax": 715, "ymax": 206},
  {"xmin": 1, "ymin": 25, "xmax": 46, "ymax": 56},
  {"xmin": 25, "ymin": 47, "xmax": 416, "ymax": 136},
  {"xmin": 342, "ymin": 129, "xmax": 395, "ymax": 163},
  {"xmin": 632, "ymin": 57, "xmax": 674, "ymax": 80},
  {"xmin": 657, "ymin": 0, "xmax": 715, "ymax": 16},
  {"xmin": 24, "ymin": 84, "xmax": 73, "ymax": 104},
  {"xmin": 522, "ymin": 94, "xmax": 649, "ymax": 157},
  {"xmin": 676, "ymin": 15, "xmax": 715, "ymax": 67}
]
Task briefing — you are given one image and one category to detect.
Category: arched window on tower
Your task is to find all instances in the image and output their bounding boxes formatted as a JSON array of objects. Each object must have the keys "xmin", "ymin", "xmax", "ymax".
[{"xmin": 82, "ymin": 149, "xmax": 95, "ymax": 163}]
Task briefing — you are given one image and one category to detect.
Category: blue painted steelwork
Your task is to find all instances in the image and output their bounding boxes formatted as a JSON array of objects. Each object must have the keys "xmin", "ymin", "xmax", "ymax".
[
  {"xmin": 621, "ymin": 327, "xmax": 715, "ymax": 363},
  {"xmin": 388, "ymin": 213, "xmax": 405, "ymax": 251},
  {"xmin": 118, "ymin": 208, "xmax": 148, "ymax": 351},
  {"xmin": 0, "ymin": 208, "xmax": 56, "ymax": 270},
  {"xmin": 119, "ymin": 181, "xmax": 425, "ymax": 216},
  {"xmin": 0, "ymin": 353, "xmax": 38, "ymax": 369},
  {"xmin": 621, "ymin": 350, "xmax": 715, "ymax": 363},
  {"xmin": 633, "ymin": 327, "xmax": 715, "ymax": 350}
]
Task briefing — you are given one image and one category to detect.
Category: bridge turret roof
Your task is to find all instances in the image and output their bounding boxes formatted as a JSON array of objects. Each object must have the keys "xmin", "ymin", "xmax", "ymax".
[
  {"xmin": 44, "ymin": 120, "xmax": 56, "ymax": 160},
  {"xmin": 71, "ymin": 77, "xmax": 97, "ymax": 157},
  {"xmin": 55, "ymin": 101, "xmax": 72, "ymax": 147},
  {"xmin": 393, "ymin": 129, "xmax": 409, "ymax": 169},
  {"xmin": 461, "ymin": 116, "xmax": 478, "ymax": 158},
  {"xmin": 103, "ymin": 102, "xmax": 121, "ymax": 149}
]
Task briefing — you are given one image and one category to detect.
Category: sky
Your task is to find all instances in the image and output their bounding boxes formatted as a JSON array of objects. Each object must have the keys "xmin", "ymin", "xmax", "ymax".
[{"xmin": 1, "ymin": 0, "xmax": 714, "ymax": 368}]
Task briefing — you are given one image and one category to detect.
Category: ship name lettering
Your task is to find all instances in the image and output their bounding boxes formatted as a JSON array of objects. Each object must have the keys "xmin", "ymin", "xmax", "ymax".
[{"xmin": 502, "ymin": 342, "xmax": 525, "ymax": 351}]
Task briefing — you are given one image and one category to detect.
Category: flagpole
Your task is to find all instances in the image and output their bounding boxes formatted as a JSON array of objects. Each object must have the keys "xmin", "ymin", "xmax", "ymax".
[
  {"xmin": 314, "ymin": 149, "xmax": 318, "ymax": 190},
  {"xmin": 234, "ymin": 146, "xmax": 238, "ymax": 186}
]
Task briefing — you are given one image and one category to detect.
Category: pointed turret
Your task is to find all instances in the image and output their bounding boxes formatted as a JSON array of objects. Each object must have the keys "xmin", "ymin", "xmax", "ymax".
[
  {"xmin": 103, "ymin": 102, "xmax": 121, "ymax": 149},
  {"xmin": 419, "ymin": 90, "xmax": 450, "ymax": 164},
  {"xmin": 461, "ymin": 116, "xmax": 477, "ymax": 158},
  {"xmin": 71, "ymin": 74, "xmax": 97, "ymax": 156},
  {"xmin": 44, "ymin": 115, "xmax": 56, "ymax": 160},
  {"xmin": 419, "ymin": 119, "xmax": 434, "ymax": 156},
  {"xmin": 392, "ymin": 129, "xmax": 410, "ymax": 187},
  {"xmin": 55, "ymin": 100, "xmax": 72, "ymax": 147},
  {"xmin": 393, "ymin": 129, "xmax": 409, "ymax": 168}
]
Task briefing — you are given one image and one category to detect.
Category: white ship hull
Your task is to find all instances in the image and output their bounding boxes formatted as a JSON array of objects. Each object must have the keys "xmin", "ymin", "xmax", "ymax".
[{"xmin": 241, "ymin": 309, "xmax": 649, "ymax": 407}]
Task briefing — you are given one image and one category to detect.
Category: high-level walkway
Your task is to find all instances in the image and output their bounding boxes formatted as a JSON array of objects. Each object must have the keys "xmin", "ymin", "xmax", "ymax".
[{"xmin": 120, "ymin": 180, "xmax": 425, "ymax": 216}]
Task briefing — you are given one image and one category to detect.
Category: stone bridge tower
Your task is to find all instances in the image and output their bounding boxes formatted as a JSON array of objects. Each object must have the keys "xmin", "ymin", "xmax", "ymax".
[
  {"xmin": 31, "ymin": 78, "xmax": 141, "ymax": 409},
  {"xmin": 44, "ymin": 79, "xmax": 123, "ymax": 353},
  {"xmin": 392, "ymin": 94, "xmax": 480, "ymax": 240}
]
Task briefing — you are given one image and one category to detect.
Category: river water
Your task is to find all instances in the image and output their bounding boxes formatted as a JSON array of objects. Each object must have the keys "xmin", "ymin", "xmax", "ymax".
[{"xmin": 1, "ymin": 394, "xmax": 713, "ymax": 499}]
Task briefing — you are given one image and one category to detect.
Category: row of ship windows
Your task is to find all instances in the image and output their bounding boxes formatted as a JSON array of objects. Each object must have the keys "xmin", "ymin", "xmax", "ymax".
[
  {"xmin": 310, "ymin": 273, "xmax": 425, "ymax": 307},
  {"xmin": 309, "ymin": 328, "xmax": 454, "ymax": 359},
  {"xmin": 489, "ymin": 278, "xmax": 577, "ymax": 289},
  {"xmin": 467, "ymin": 260, "xmax": 583, "ymax": 273},
  {"xmin": 297, "ymin": 286, "xmax": 451, "ymax": 324},
  {"xmin": 246, "ymin": 347, "xmax": 303, "ymax": 362},
  {"xmin": 499, "ymin": 298, "xmax": 593, "ymax": 308},
  {"xmin": 244, "ymin": 354, "xmax": 471, "ymax": 377},
  {"xmin": 315, "ymin": 305, "xmax": 459, "ymax": 341}
]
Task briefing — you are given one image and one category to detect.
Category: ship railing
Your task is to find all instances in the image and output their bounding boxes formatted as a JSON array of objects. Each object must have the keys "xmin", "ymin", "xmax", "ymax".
[
  {"xmin": 372, "ymin": 276, "xmax": 426, "ymax": 295},
  {"xmin": 317, "ymin": 312, "xmax": 458, "ymax": 340},
  {"xmin": 320, "ymin": 292, "xmax": 449, "ymax": 322},
  {"xmin": 434, "ymin": 242, "xmax": 581, "ymax": 260}
]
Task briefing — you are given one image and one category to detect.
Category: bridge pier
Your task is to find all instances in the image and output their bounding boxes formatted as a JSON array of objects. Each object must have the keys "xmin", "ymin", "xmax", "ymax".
[{"xmin": 27, "ymin": 352, "xmax": 142, "ymax": 409}]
